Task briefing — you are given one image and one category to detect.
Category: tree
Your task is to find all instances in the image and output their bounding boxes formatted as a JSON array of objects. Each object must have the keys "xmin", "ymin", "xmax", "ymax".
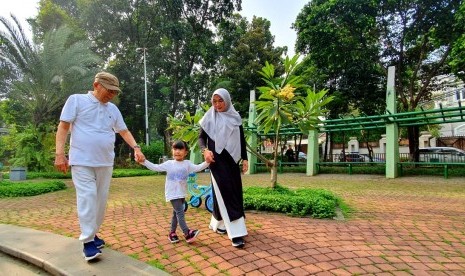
[
  {"xmin": 0, "ymin": 15, "xmax": 101, "ymax": 170},
  {"xmin": 294, "ymin": 0, "xmax": 464, "ymax": 160},
  {"xmin": 32, "ymin": 0, "xmax": 87, "ymax": 42},
  {"xmin": 167, "ymin": 56, "xmax": 333, "ymax": 188},
  {"xmin": 254, "ymin": 55, "xmax": 333, "ymax": 187},
  {"xmin": 1, "ymin": 16, "xmax": 101, "ymax": 127},
  {"xmin": 35, "ymin": 0, "xmax": 242, "ymax": 148},
  {"xmin": 450, "ymin": 1, "xmax": 465, "ymax": 81},
  {"xmin": 217, "ymin": 15, "xmax": 286, "ymax": 115}
]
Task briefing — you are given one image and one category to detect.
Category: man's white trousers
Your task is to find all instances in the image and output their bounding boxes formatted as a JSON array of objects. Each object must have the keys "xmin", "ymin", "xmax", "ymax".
[{"xmin": 71, "ymin": 166, "xmax": 113, "ymax": 243}]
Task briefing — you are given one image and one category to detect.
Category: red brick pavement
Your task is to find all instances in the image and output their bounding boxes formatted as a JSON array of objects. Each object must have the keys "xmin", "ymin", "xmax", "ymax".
[{"xmin": 1, "ymin": 173, "xmax": 465, "ymax": 275}]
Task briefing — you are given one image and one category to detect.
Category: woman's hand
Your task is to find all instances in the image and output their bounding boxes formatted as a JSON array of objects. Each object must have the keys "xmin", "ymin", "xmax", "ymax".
[
  {"xmin": 242, "ymin": 160, "xmax": 248, "ymax": 173},
  {"xmin": 203, "ymin": 149, "xmax": 215, "ymax": 163}
]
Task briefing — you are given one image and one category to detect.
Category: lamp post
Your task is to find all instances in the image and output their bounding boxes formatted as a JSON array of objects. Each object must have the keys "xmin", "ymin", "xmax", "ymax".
[{"xmin": 136, "ymin": 47, "xmax": 149, "ymax": 146}]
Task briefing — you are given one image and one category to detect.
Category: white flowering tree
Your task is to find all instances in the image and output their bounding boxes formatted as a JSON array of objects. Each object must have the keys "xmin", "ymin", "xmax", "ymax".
[{"xmin": 255, "ymin": 55, "xmax": 333, "ymax": 187}]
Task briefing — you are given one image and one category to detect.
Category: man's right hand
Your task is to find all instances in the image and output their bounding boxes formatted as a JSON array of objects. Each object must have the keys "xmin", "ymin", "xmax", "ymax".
[{"xmin": 134, "ymin": 151, "xmax": 146, "ymax": 163}]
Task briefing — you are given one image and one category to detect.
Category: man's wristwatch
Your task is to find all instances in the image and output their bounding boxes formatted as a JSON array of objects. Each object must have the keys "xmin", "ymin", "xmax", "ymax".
[{"xmin": 133, "ymin": 145, "xmax": 141, "ymax": 149}]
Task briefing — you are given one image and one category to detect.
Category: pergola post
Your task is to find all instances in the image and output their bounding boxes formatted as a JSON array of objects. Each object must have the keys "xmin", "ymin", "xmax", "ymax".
[
  {"xmin": 385, "ymin": 66, "xmax": 399, "ymax": 178},
  {"xmin": 307, "ymin": 129, "xmax": 319, "ymax": 176},
  {"xmin": 246, "ymin": 90, "xmax": 258, "ymax": 174}
]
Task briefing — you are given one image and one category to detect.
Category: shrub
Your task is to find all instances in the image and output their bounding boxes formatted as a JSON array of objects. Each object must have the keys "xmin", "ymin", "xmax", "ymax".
[
  {"xmin": 25, "ymin": 171, "xmax": 72, "ymax": 179},
  {"xmin": 9, "ymin": 169, "xmax": 159, "ymax": 180},
  {"xmin": 142, "ymin": 141, "xmax": 165, "ymax": 163},
  {"xmin": 112, "ymin": 169, "xmax": 158, "ymax": 178},
  {"xmin": 0, "ymin": 180, "xmax": 66, "ymax": 197},
  {"xmin": 243, "ymin": 185, "xmax": 340, "ymax": 218}
]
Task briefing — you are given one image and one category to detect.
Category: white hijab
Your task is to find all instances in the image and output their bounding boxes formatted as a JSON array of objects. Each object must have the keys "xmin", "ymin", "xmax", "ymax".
[{"xmin": 199, "ymin": 88, "xmax": 243, "ymax": 163}]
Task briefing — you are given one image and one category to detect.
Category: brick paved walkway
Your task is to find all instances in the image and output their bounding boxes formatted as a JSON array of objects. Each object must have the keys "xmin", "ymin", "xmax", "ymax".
[{"xmin": 1, "ymin": 173, "xmax": 465, "ymax": 275}]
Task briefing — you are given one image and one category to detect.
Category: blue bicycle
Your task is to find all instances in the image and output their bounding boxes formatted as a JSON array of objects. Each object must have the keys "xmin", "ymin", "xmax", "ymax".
[{"xmin": 184, "ymin": 173, "xmax": 213, "ymax": 213}]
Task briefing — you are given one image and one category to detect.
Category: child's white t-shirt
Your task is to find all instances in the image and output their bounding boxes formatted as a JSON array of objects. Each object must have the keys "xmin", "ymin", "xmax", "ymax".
[{"xmin": 143, "ymin": 159, "xmax": 209, "ymax": 201}]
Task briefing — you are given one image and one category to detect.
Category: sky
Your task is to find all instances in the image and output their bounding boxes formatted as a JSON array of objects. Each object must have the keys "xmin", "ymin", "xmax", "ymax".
[{"xmin": 0, "ymin": 0, "xmax": 308, "ymax": 56}]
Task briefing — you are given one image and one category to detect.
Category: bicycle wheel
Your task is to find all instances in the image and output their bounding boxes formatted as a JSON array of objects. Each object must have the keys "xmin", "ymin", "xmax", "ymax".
[
  {"xmin": 205, "ymin": 195, "xmax": 213, "ymax": 213},
  {"xmin": 190, "ymin": 195, "xmax": 202, "ymax": 208}
]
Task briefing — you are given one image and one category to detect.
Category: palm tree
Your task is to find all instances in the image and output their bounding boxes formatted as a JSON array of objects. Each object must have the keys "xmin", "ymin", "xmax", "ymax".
[
  {"xmin": 0, "ymin": 14, "xmax": 101, "ymax": 127},
  {"xmin": 0, "ymin": 15, "xmax": 101, "ymax": 171}
]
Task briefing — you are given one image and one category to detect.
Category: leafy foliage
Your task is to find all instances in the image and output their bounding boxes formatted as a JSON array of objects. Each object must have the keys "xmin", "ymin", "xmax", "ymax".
[
  {"xmin": 450, "ymin": 1, "xmax": 465, "ymax": 81},
  {"xmin": 6, "ymin": 169, "xmax": 158, "ymax": 180},
  {"xmin": 141, "ymin": 140, "xmax": 165, "ymax": 163},
  {"xmin": 243, "ymin": 185, "xmax": 340, "ymax": 218},
  {"xmin": 0, "ymin": 180, "xmax": 66, "ymax": 197},
  {"xmin": 167, "ymin": 107, "xmax": 207, "ymax": 151},
  {"xmin": 217, "ymin": 15, "xmax": 286, "ymax": 115},
  {"xmin": 0, "ymin": 17, "xmax": 101, "ymax": 127},
  {"xmin": 254, "ymin": 55, "xmax": 333, "ymax": 187},
  {"xmin": 112, "ymin": 169, "xmax": 158, "ymax": 178},
  {"xmin": 41, "ymin": 0, "xmax": 242, "ymax": 143},
  {"xmin": 294, "ymin": 0, "xmax": 465, "ymax": 159},
  {"xmin": 3, "ymin": 124, "xmax": 56, "ymax": 171},
  {"xmin": 1, "ymin": 16, "xmax": 101, "ymax": 171}
]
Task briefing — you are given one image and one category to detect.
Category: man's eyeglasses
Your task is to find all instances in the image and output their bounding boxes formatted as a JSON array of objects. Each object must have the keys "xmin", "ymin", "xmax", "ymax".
[
  {"xmin": 98, "ymin": 83, "xmax": 120, "ymax": 96},
  {"xmin": 107, "ymin": 89, "xmax": 119, "ymax": 96}
]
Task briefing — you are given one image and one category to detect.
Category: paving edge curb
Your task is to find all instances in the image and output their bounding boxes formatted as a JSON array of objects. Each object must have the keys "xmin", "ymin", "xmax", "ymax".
[{"xmin": 0, "ymin": 224, "xmax": 169, "ymax": 276}]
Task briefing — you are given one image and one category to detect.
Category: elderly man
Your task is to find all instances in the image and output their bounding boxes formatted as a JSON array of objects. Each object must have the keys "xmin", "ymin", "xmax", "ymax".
[{"xmin": 54, "ymin": 72, "xmax": 145, "ymax": 261}]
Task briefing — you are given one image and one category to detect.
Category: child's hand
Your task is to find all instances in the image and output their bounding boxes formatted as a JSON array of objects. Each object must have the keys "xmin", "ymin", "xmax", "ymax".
[
  {"xmin": 203, "ymin": 149, "xmax": 215, "ymax": 163},
  {"xmin": 136, "ymin": 155, "xmax": 146, "ymax": 164}
]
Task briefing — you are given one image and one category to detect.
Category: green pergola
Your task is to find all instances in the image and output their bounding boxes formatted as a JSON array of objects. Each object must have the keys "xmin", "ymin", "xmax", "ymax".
[{"xmin": 245, "ymin": 66, "xmax": 465, "ymax": 178}]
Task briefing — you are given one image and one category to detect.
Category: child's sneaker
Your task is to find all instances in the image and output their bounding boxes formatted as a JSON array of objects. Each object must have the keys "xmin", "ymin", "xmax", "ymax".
[
  {"xmin": 168, "ymin": 232, "xmax": 180, "ymax": 244},
  {"xmin": 185, "ymin": 229, "xmax": 200, "ymax": 243}
]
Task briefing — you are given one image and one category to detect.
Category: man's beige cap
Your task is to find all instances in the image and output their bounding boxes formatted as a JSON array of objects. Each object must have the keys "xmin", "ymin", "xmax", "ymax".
[{"xmin": 95, "ymin": 72, "xmax": 121, "ymax": 92}]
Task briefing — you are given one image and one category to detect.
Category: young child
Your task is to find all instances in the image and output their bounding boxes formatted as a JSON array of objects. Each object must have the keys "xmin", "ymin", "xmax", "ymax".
[{"xmin": 139, "ymin": 140, "xmax": 209, "ymax": 243}]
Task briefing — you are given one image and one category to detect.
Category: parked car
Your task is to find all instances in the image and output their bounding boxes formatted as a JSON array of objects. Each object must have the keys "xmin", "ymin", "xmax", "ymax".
[
  {"xmin": 338, "ymin": 153, "xmax": 366, "ymax": 162},
  {"xmin": 418, "ymin": 147, "xmax": 465, "ymax": 162},
  {"xmin": 339, "ymin": 153, "xmax": 384, "ymax": 162},
  {"xmin": 298, "ymin": 152, "xmax": 307, "ymax": 162},
  {"xmin": 361, "ymin": 154, "xmax": 385, "ymax": 163}
]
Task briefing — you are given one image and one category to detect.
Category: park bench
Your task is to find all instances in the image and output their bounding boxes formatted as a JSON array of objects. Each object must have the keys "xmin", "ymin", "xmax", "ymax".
[{"xmin": 398, "ymin": 162, "xmax": 465, "ymax": 179}]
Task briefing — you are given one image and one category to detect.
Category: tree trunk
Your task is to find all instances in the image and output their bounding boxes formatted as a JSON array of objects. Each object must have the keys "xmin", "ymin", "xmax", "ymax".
[
  {"xmin": 326, "ymin": 132, "xmax": 331, "ymax": 162},
  {"xmin": 270, "ymin": 163, "xmax": 278, "ymax": 187},
  {"xmin": 407, "ymin": 126, "xmax": 420, "ymax": 162},
  {"xmin": 270, "ymin": 129, "xmax": 280, "ymax": 188}
]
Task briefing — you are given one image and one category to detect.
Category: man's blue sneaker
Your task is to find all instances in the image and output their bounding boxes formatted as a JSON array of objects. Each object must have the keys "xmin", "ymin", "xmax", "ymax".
[
  {"xmin": 94, "ymin": 235, "xmax": 105, "ymax": 249},
  {"xmin": 83, "ymin": 241, "xmax": 102, "ymax": 261}
]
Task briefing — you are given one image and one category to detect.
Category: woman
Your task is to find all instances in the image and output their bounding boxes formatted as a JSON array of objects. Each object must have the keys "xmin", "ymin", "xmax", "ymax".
[{"xmin": 199, "ymin": 88, "xmax": 248, "ymax": 248}]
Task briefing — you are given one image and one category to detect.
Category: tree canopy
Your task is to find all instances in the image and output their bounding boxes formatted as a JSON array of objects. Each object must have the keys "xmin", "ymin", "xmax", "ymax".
[
  {"xmin": 295, "ymin": 0, "xmax": 464, "ymax": 114},
  {"xmin": 294, "ymin": 0, "xmax": 465, "ymax": 158}
]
